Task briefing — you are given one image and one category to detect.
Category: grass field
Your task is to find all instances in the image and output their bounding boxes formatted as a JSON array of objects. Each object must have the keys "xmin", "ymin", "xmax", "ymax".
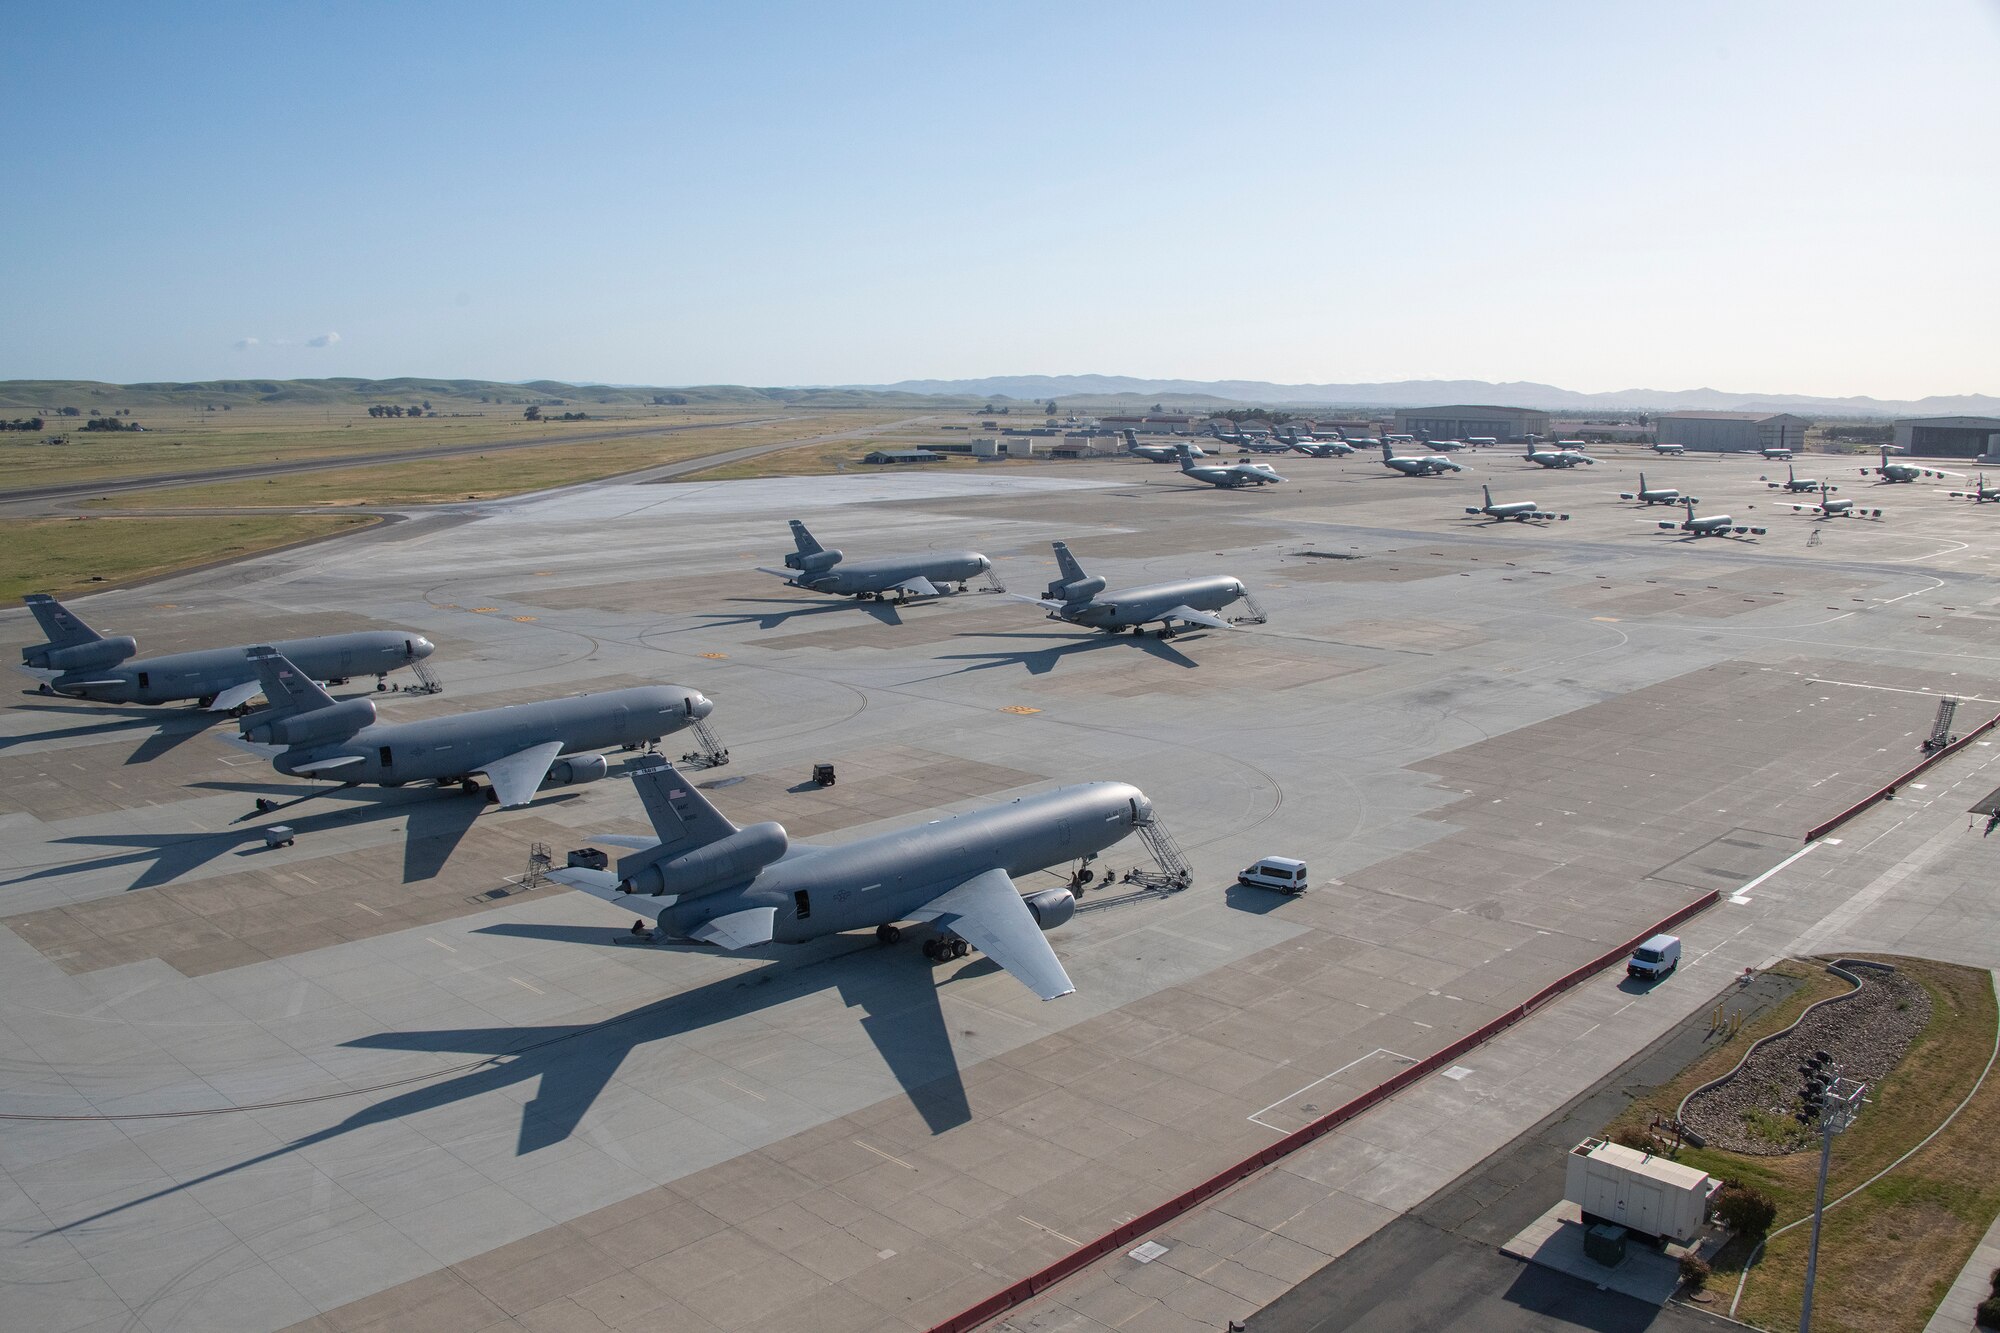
[
  {"xmin": 677, "ymin": 440, "xmax": 1040, "ymax": 482},
  {"xmin": 2, "ymin": 515, "xmax": 375, "ymax": 603},
  {"xmin": 1605, "ymin": 957, "xmax": 1998, "ymax": 1332},
  {"xmin": 80, "ymin": 414, "xmax": 917, "ymax": 509},
  {"xmin": 1, "ymin": 402, "xmax": 803, "ymax": 492}
]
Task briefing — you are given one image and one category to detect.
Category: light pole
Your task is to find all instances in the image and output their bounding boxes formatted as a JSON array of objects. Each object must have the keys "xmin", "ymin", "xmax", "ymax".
[{"xmin": 1799, "ymin": 1075, "xmax": 1867, "ymax": 1333}]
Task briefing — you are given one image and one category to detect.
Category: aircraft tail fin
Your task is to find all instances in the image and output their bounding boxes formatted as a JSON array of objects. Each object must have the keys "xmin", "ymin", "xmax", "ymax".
[
  {"xmin": 1123, "ymin": 429, "xmax": 1138, "ymax": 450},
  {"xmin": 1482, "ymin": 484, "xmax": 1494, "ymax": 506},
  {"xmin": 23, "ymin": 594, "xmax": 103, "ymax": 649},
  {"xmin": 1638, "ymin": 472, "xmax": 1647, "ymax": 492},
  {"xmin": 618, "ymin": 759, "xmax": 743, "ymax": 881},
  {"xmin": 1051, "ymin": 541, "xmax": 1088, "ymax": 586},
  {"xmin": 244, "ymin": 646, "xmax": 337, "ymax": 719},
  {"xmin": 788, "ymin": 519, "xmax": 823, "ymax": 556}
]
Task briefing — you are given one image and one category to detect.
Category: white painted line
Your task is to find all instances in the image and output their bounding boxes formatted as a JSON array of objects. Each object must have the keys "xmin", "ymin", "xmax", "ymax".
[
  {"xmin": 1802, "ymin": 677, "xmax": 2000, "ymax": 705},
  {"xmin": 718, "ymin": 1076, "xmax": 766, "ymax": 1102},
  {"xmin": 1247, "ymin": 1048, "xmax": 1416, "ymax": 1131},
  {"xmin": 852, "ymin": 1139, "xmax": 917, "ymax": 1170},
  {"xmin": 1728, "ymin": 842, "xmax": 1822, "ymax": 904},
  {"xmin": 508, "ymin": 976, "xmax": 543, "ymax": 995},
  {"xmin": 1019, "ymin": 1215, "xmax": 1082, "ymax": 1247},
  {"xmin": 353, "ymin": 902, "xmax": 382, "ymax": 917},
  {"xmin": 425, "ymin": 936, "xmax": 456, "ymax": 953}
]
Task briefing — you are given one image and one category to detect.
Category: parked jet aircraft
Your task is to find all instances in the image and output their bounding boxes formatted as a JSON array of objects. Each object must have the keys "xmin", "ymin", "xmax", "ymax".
[
  {"xmin": 1014, "ymin": 541, "xmax": 1251, "ymax": 637},
  {"xmin": 1175, "ymin": 444, "xmax": 1285, "ymax": 487},
  {"xmin": 553, "ymin": 760, "xmax": 1161, "ymax": 999},
  {"xmin": 231, "ymin": 647, "xmax": 715, "ymax": 807},
  {"xmin": 1522, "ymin": 440, "xmax": 1595, "ymax": 468},
  {"xmin": 1423, "ymin": 438, "xmax": 1471, "ymax": 452},
  {"xmin": 1760, "ymin": 443, "xmax": 1795, "ymax": 461},
  {"xmin": 1290, "ymin": 437, "xmax": 1355, "ymax": 457},
  {"xmin": 1379, "ymin": 440, "xmax": 1464, "ymax": 476},
  {"xmin": 1948, "ymin": 475, "xmax": 2000, "ymax": 503},
  {"xmin": 758, "ymin": 520, "xmax": 991, "ymax": 602},
  {"xmin": 1787, "ymin": 484, "xmax": 1880, "ymax": 520},
  {"xmin": 1765, "ymin": 464, "xmax": 1828, "ymax": 494},
  {"xmin": 1658, "ymin": 500, "xmax": 1767, "ymax": 538},
  {"xmin": 1124, "ymin": 429, "xmax": 1204, "ymax": 463},
  {"xmin": 1862, "ymin": 447, "xmax": 1959, "ymax": 484},
  {"xmin": 1619, "ymin": 473, "xmax": 1694, "ymax": 505},
  {"xmin": 18, "ymin": 594, "xmax": 433, "ymax": 712},
  {"xmin": 1465, "ymin": 485, "xmax": 1565, "ymax": 523},
  {"xmin": 1652, "ymin": 441, "xmax": 1686, "ymax": 455}
]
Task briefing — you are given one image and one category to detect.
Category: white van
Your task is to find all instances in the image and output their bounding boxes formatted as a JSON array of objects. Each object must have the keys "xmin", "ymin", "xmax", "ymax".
[
  {"xmin": 1627, "ymin": 934, "xmax": 1681, "ymax": 981},
  {"xmin": 1238, "ymin": 857, "xmax": 1308, "ymax": 894}
]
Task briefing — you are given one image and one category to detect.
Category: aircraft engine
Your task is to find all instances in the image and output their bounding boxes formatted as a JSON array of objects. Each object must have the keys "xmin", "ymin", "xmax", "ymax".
[
  {"xmin": 795, "ymin": 549, "xmax": 842, "ymax": 573},
  {"xmin": 548, "ymin": 753, "xmax": 609, "ymax": 786},
  {"xmin": 28, "ymin": 635, "xmax": 138, "ymax": 672},
  {"xmin": 248, "ymin": 696, "xmax": 377, "ymax": 746},
  {"xmin": 1023, "ymin": 887, "xmax": 1076, "ymax": 931},
  {"xmin": 620, "ymin": 820, "xmax": 789, "ymax": 898},
  {"xmin": 1059, "ymin": 576, "xmax": 1106, "ymax": 602}
]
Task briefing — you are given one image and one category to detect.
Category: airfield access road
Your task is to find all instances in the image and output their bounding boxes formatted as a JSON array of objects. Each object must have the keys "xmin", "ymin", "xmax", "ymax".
[{"xmin": 3, "ymin": 446, "xmax": 1998, "ymax": 1332}]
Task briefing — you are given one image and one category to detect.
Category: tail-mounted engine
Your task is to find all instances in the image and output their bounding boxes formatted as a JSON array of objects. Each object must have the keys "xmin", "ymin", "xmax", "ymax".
[
  {"xmin": 785, "ymin": 549, "xmax": 842, "ymax": 573},
  {"xmin": 26, "ymin": 635, "xmax": 138, "ymax": 672},
  {"xmin": 244, "ymin": 696, "xmax": 376, "ymax": 747},
  {"xmin": 619, "ymin": 820, "xmax": 789, "ymax": 899},
  {"xmin": 1046, "ymin": 575, "xmax": 1105, "ymax": 603}
]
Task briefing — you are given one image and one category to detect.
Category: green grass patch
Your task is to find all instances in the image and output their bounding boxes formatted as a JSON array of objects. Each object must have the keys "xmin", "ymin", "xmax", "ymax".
[{"xmin": 2, "ymin": 515, "xmax": 374, "ymax": 603}]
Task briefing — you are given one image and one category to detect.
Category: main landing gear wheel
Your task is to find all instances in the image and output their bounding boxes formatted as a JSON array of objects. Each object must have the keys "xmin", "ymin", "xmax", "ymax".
[
  {"xmin": 924, "ymin": 938, "xmax": 970, "ymax": 962},
  {"xmin": 876, "ymin": 923, "xmax": 901, "ymax": 945},
  {"xmin": 459, "ymin": 777, "xmax": 480, "ymax": 795},
  {"xmin": 197, "ymin": 694, "xmax": 217, "ymax": 709}
]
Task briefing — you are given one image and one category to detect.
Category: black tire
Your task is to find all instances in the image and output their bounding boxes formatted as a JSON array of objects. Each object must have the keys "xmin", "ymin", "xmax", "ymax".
[
  {"xmin": 952, "ymin": 939, "xmax": 970, "ymax": 960},
  {"xmin": 877, "ymin": 924, "xmax": 901, "ymax": 945},
  {"xmin": 922, "ymin": 939, "xmax": 941, "ymax": 962}
]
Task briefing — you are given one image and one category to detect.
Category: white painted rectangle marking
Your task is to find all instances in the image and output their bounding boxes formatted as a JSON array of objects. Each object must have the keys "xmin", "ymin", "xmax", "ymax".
[
  {"xmin": 1130, "ymin": 1241, "xmax": 1170, "ymax": 1264},
  {"xmin": 1442, "ymin": 1065, "xmax": 1474, "ymax": 1081}
]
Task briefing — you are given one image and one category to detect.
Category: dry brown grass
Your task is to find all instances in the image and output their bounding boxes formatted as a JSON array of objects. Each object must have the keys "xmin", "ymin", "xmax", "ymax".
[{"xmin": 1, "ymin": 514, "xmax": 374, "ymax": 602}]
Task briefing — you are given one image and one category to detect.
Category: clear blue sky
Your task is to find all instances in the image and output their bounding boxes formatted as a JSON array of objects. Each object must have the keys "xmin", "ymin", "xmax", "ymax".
[{"xmin": 4, "ymin": 2, "xmax": 1995, "ymax": 398}]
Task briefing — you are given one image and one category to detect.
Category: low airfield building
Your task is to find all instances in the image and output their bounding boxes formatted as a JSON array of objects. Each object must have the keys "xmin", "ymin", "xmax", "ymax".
[
  {"xmin": 1893, "ymin": 415, "xmax": 2000, "ymax": 458},
  {"xmin": 861, "ymin": 447, "xmax": 943, "ymax": 465},
  {"xmin": 1392, "ymin": 405, "xmax": 1550, "ymax": 442},
  {"xmin": 1654, "ymin": 411, "xmax": 1811, "ymax": 455}
]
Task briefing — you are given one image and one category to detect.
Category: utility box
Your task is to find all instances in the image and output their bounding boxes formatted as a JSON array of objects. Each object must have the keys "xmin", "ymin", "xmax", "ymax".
[
  {"xmin": 1565, "ymin": 1138, "xmax": 1719, "ymax": 1245},
  {"xmin": 263, "ymin": 826, "xmax": 295, "ymax": 849},
  {"xmin": 1583, "ymin": 1222, "xmax": 1628, "ymax": 1267},
  {"xmin": 566, "ymin": 847, "xmax": 609, "ymax": 871}
]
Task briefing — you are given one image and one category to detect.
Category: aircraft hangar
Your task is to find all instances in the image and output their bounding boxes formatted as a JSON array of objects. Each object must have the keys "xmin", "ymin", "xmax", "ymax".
[{"xmin": 4, "ymin": 447, "xmax": 1999, "ymax": 1331}]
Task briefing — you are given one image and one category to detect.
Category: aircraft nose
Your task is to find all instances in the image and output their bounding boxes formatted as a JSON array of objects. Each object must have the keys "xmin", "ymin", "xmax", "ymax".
[
  {"xmin": 688, "ymin": 693, "xmax": 714, "ymax": 720},
  {"xmin": 1124, "ymin": 787, "xmax": 1154, "ymax": 825},
  {"xmin": 413, "ymin": 636, "xmax": 436, "ymax": 658}
]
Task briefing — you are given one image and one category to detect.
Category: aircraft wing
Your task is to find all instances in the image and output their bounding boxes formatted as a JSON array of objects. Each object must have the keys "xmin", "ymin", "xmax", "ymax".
[
  {"xmin": 219, "ymin": 734, "xmax": 285, "ymax": 758},
  {"xmin": 754, "ymin": 567, "xmax": 800, "ymax": 580},
  {"xmin": 290, "ymin": 754, "xmax": 367, "ymax": 775},
  {"xmin": 1006, "ymin": 593, "xmax": 1070, "ymax": 612},
  {"xmin": 909, "ymin": 868, "xmax": 1075, "ymax": 1000},
  {"xmin": 1164, "ymin": 605, "xmax": 1235, "ymax": 630},
  {"xmin": 895, "ymin": 575, "xmax": 940, "ymax": 597},
  {"xmin": 690, "ymin": 906, "xmax": 777, "ymax": 950},
  {"xmin": 480, "ymin": 741, "xmax": 566, "ymax": 809},
  {"xmin": 207, "ymin": 680, "xmax": 263, "ymax": 713}
]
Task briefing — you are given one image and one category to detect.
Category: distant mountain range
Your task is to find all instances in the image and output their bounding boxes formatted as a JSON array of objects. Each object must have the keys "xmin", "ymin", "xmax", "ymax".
[
  {"xmin": 2, "ymin": 375, "xmax": 1992, "ymax": 419},
  {"xmin": 850, "ymin": 375, "xmax": 2000, "ymax": 418}
]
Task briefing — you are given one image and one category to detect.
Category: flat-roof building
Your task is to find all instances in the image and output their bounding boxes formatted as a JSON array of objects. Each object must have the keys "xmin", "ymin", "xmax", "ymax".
[
  {"xmin": 1654, "ymin": 411, "xmax": 1810, "ymax": 454},
  {"xmin": 1893, "ymin": 416, "xmax": 2000, "ymax": 459},
  {"xmin": 862, "ymin": 448, "xmax": 943, "ymax": 465},
  {"xmin": 1391, "ymin": 405, "xmax": 1550, "ymax": 442}
]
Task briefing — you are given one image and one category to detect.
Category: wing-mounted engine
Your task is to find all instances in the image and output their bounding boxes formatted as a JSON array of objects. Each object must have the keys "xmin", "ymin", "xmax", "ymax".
[
  {"xmin": 1023, "ymin": 887, "xmax": 1076, "ymax": 930},
  {"xmin": 619, "ymin": 820, "xmax": 789, "ymax": 898},
  {"xmin": 548, "ymin": 753, "xmax": 609, "ymax": 786},
  {"xmin": 244, "ymin": 696, "xmax": 376, "ymax": 747},
  {"xmin": 26, "ymin": 635, "xmax": 138, "ymax": 672}
]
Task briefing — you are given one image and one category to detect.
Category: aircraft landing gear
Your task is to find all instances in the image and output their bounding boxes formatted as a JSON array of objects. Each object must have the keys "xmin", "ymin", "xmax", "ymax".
[
  {"xmin": 458, "ymin": 777, "xmax": 480, "ymax": 795},
  {"xmin": 197, "ymin": 694, "xmax": 217, "ymax": 709},
  {"xmin": 923, "ymin": 937, "xmax": 970, "ymax": 962},
  {"xmin": 876, "ymin": 923, "xmax": 901, "ymax": 945}
]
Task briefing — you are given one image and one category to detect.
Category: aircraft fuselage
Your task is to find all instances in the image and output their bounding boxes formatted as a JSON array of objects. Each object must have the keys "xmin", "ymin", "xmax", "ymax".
[
  {"xmin": 1058, "ymin": 576, "xmax": 1246, "ymax": 630},
  {"xmin": 44, "ymin": 631, "xmax": 431, "ymax": 705},
  {"xmin": 794, "ymin": 552, "xmax": 990, "ymax": 596}
]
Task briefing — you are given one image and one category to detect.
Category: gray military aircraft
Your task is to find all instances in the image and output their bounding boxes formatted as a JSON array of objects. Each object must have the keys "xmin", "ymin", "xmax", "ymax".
[
  {"xmin": 1787, "ymin": 483, "xmax": 1880, "ymax": 520},
  {"xmin": 1175, "ymin": 444, "xmax": 1285, "ymax": 487},
  {"xmin": 1465, "ymin": 485, "xmax": 1566, "ymax": 523},
  {"xmin": 1620, "ymin": 473, "xmax": 1695, "ymax": 505},
  {"xmin": 758, "ymin": 520, "xmax": 992, "ymax": 602},
  {"xmin": 231, "ymin": 647, "xmax": 716, "ymax": 807},
  {"xmin": 1522, "ymin": 440, "xmax": 1595, "ymax": 468},
  {"xmin": 1862, "ymin": 447, "xmax": 1959, "ymax": 484},
  {"xmin": 1764, "ymin": 464, "xmax": 1828, "ymax": 494},
  {"xmin": 18, "ymin": 593, "xmax": 433, "ymax": 712},
  {"xmin": 1014, "ymin": 541, "xmax": 1251, "ymax": 637},
  {"xmin": 1652, "ymin": 440, "xmax": 1686, "ymax": 456},
  {"xmin": 1948, "ymin": 474, "xmax": 2000, "ymax": 503},
  {"xmin": 1124, "ymin": 429, "xmax": 1204, "ymax": 463},
  {"xmin": 1279, "ymin": 428, "xmax": 1355, "ymax": 457},
  {"xmin": 554, "ymin": 759, "xmax": 1159, "ymax": 998},
  {"xmin": 1759, "ymin": 442, "xmax": 1794, "ymax": 461},
  {"xmin": 1658, "ymin": 499, "xmax": 1767, "ymax": 538},
  {"xmin": 1379, "ymin": 440, "xmax": 1464, "ymax": 476}
]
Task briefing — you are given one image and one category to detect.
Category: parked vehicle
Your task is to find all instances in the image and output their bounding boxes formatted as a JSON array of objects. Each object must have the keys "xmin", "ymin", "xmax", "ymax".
[
  {"xmin": 1238, "ymin": 856, "xmax": 1308, "ymax": 894},
  {"xmin": 1627, "ymin": 933, "xmax": 1681, "ymax": 981}
]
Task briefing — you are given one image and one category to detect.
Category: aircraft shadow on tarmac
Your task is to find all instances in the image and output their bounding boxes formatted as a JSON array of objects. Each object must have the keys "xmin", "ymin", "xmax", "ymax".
[
  {"xmin": 0, "ymin": 698, "xmax": 229, "ymax": 759},
  {"xmin": 48, "ymin": 934, "xmax": 981, "ymax": 1237},
  {"xmin": 0, "ymin": 783, "xmax": 574, "ymax": 890},
  {"xmin": 921, "ymin": 630, "xmax": 1202, "ymax": 678},
  {"xmin": 685, "ymin": 595, "xmax": 907, "ymax": 631}
]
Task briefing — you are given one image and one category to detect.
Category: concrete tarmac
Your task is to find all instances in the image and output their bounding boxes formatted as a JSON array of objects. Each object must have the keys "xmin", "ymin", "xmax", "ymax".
[{"xmin": 2, "ymin": 443, "xmax": 1996, "ymax": 1332}]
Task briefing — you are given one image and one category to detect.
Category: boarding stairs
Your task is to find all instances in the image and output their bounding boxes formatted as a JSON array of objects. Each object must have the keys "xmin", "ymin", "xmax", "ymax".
[
  {"xmin": 399, "ymin": 660, "xmax": 444, "ymax": 695},
  {"xmin": 1230, "ymin": 590, "xmax": 1269, "ymax": 626},
  {"xmin": 1924, "ymin": 696, "xmax": 1960, "ymax": 752},
  {"xmin": 979, "ymin": 570, "xmax": 1007, "ymax": 594},
  {"xmin": 678, "ymin": 719, "xmax": 731, "ymax": 769}
]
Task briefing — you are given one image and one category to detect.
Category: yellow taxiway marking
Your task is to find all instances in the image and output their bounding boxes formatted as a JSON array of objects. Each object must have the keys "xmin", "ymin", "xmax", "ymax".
[
  {"xmin": 508, "ymin": 976, "xmax": 544, "ymax": 995},
  {"xmin": 471, "ymin": 607, "xmax": 498, "ymax": 613},
  {"xmin": 852, "ymin": 1139, "xmax": 917, "ymax": 1170},
  {"xmin": 1592, "ymin": 616, "xmax": 1620, "ymax": 622},
  {"xmin": 1017, "ymin": 1215, "xmax": 1083, "ymax": 1247},
  {"xmin": 153, "ymin": 603, "xmax": 178, "ymax": 609},
  {"xmin": 701, "ymin": 652, "xmax": 728, "ymax": 660},
  {"xmin": 719, "ymin": 1077, "xmax": 766, "ymax": 1102},
  {"xmin": 425, "ymin": 936, "xmax": 456, "ymax": 953},
  {"xmin": 511, "ymin": 616, "xmax": 537, "ymax": 622},
  {"xmin": 1000, "ymin": 705, "xmax": 1041, "ymax": 715}
]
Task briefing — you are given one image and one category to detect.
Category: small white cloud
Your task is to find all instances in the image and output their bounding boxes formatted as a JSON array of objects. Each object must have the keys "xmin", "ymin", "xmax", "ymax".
[
  {"xmin": 307, "ymin": 331, "xmax": 341, "ymax": 348},
  {"xmin": 234, "ymin": 336, "xmax": 261, "ymax": 349}
]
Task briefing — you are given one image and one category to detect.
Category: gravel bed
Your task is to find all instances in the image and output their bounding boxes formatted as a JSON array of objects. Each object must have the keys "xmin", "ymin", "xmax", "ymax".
[{"xmin": 1683, "ymin": 967, "xmax": 1931, "ymax": 1155}]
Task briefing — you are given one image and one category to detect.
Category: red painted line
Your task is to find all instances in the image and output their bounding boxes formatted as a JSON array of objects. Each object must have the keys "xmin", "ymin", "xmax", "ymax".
[{"xmin": 924, "ymin": 890, "xmax": 1722, "ymax": 1333}]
